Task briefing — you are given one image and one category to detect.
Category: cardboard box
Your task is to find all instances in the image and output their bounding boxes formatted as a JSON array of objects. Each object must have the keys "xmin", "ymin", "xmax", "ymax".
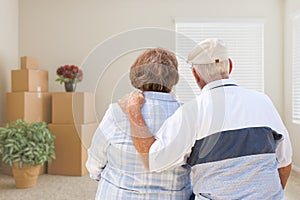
[
  {"xmin": 47, "ymin": 123, "xmax": 98, "ymax": 176},
  {"xmin": 1, "ymin": 162, "xmax": 46, "ymax": 176},
  {"xmin": 6, "ymin": 92, "xmax": 52, "ymax": 123},
  {"xmin": 11, "ymin": 69, "xmax": 48, "ymax": 92},
  {"xmin": 20, "ymin": 56, "xmax": 38, "ymax": 70},
  {"xmin": 52, "ymin": 92, "xmax": 96, "ymax": 124}
]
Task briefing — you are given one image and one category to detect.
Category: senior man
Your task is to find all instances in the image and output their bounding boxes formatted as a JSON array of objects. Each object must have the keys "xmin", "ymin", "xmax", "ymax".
[{"xmin": 120, "ymin": 38, "xmax": 292, "ymax": 200}]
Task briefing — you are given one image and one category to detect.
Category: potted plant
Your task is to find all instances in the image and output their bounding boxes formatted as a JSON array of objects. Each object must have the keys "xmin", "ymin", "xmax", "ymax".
[
  {"xmin": 56, "ymin": 64, "xmax": 83, "ymax": 92},
  {"xmin": 0, "ymin": 119, "xmax": 55, "ymax": 188}
]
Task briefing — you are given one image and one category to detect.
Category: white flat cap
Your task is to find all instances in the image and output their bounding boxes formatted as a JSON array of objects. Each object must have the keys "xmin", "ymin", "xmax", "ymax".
[{"xmin": 187, "ymin": 38, "xmax": 229, "ymax": 64}]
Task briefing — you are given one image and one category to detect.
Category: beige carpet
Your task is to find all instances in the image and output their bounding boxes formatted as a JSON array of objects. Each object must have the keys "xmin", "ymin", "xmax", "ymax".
[
  {"xmin": 285, "ymin": 171, "xmax": 300, "ymax": 200},
  {"xmin": 0, "ymin": 174, "xmax": 97, "ymax": 200},
  {"xmin": 0, "ymin": 171, "xmax": 299, "ymax": 200}
]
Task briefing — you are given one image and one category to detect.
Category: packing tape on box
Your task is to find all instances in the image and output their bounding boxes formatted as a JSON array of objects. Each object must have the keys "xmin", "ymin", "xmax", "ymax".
[{"xmin": 37, "ymin": 86, "xmax": 41, "ymax": 98}]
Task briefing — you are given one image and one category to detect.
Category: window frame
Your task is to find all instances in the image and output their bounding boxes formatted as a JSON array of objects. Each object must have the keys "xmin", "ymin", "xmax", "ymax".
[
  {"xmin": 174, "ymin": 18, "xmax": 265, "ymax": 103},
  {"xmin": 292, "ymin": 14, "xmax": 300, "ymax": 124}
]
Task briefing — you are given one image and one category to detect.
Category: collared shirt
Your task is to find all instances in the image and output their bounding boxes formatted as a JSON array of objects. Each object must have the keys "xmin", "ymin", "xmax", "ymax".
[
  {"xmin": 149, "ymin": 79, "xmax": 292, "ymax": 200},
  {"xmin": 86, "ymin": 91, "xmax": 192, "ymax": 200}
]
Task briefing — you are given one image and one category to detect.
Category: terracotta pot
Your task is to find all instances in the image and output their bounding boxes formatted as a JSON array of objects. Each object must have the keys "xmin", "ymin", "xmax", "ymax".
[{"xmin": 12, "ymin": 163, "xmax": 42, "ymax": 189}]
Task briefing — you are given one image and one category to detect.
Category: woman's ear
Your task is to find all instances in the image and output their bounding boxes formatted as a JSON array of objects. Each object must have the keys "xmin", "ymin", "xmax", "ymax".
[{"xmin": 228, "ymin": 58, "xmax": 233, "ymax": 74}]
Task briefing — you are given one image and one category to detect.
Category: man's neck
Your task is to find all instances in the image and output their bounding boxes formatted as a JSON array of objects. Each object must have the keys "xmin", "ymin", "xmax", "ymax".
[{"xmin": 200, "ymin": 75, "xmax": 230, "ymax": 89}]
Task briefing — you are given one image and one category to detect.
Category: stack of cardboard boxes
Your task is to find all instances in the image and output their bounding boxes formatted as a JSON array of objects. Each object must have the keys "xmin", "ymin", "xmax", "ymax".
[
  {"xmin": 1, "ymin": 57, "xmax": 98, "ymax": 177},
  {"xmin": 2, "ymin": 56, "xmax": 51, "ymax": 175},
  {"xmin": 7, "ymin": 56, "xmax": 51, "ymax": 123},
  {"xmin": 48, "ymin": 92, "xmax": 98, "ymax": 176}
]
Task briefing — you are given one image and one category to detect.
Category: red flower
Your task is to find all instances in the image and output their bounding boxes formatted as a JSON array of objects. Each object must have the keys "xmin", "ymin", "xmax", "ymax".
[
  {"xmin": 63, "ymin": 70, "xmax": 74, "ymax": 79},
  {"xmin": 56, "ymin": 66, "xmax": 64, "ymax": 76},
  {"xmin": 56, "ymin": 64, "xmax": 83, "ymax": 84},
  {"xmin": 73, "ymin": 67, "xmax": 79, "ymax": 73},
  {"xmin": 65, "ymin": 65, "xmax": 72, "ymax": 70}
]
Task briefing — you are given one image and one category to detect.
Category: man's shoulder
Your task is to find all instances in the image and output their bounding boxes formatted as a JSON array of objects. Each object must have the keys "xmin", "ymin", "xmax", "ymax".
[{"xmin": 236, "ymin": 86, "xmax": 271, "ymax": 102}]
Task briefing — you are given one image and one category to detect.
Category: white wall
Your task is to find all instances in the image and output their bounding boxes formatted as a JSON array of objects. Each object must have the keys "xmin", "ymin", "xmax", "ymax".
[
  {"xmin": 19, "ymin": 0, "xmax": 284, "ymax": 119},
  {"xmin": 284, "ymin": 0, "xmax": 300, "ymax": 170},
  {"xmin": 0, "ymin": 0, "xmax": 19, "ymax": 125}
]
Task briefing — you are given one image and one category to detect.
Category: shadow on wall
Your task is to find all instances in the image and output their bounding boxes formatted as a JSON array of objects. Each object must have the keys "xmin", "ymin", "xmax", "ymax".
[
  {"xmin": 95, "ymin": 51, "xmax": 138, "ymax": 121},
  {"xmin": 0, "ymin": 54, "xmax": 8, "ymax": 126}
]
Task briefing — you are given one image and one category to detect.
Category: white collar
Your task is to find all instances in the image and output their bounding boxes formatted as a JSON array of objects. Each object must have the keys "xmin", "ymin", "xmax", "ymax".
[{"xmin": 201, "ymin": 78, "xmax": 238, "ymax": 93}]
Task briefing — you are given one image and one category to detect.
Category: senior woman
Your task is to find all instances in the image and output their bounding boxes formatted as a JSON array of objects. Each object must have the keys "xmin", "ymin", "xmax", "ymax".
[{"xmin": 86, "ymin": 48, "xmax": 192, "ymax": 199}]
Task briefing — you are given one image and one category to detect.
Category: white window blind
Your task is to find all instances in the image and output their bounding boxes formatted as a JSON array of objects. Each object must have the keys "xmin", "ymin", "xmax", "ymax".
[
  {"xmin": 175, "ymin": 19, "xmax": 264, "ymax": 103},
  {"xmin": 292, "ymin": 15, "xmax": 300, "ymax": 123}
]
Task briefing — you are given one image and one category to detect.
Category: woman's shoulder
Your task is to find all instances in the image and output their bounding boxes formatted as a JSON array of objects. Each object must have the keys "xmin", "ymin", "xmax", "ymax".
[
  {"xmin": 107, "ymin": 102, "xmax": 127, "ymax": 120},
  {"xmin": 103, "ymin": 93, "xmax": 181, "ymax": 123}
]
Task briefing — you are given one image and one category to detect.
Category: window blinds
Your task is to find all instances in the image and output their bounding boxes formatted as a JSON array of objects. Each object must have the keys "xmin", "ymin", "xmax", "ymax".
[
  {"xmin": 292, "ymin": 15, "xmax": 300, "ymax": 122},
  {"xmin": 175, "ymin": 19, "xmax": 264, "ymax": 103}
]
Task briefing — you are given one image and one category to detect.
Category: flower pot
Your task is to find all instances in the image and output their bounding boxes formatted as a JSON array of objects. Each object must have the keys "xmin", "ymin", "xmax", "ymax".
[
  {"xmin": 64, "ymin": 81, "xmax": 77, "ymax": 92},
  {"xmin": 12, "ymin": 163, "xmax": 42, "ymax": 189}
]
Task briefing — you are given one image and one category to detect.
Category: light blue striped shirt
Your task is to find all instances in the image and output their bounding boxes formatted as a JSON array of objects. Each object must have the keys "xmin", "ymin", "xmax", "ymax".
[{"xmin": 86, "ymin": 92, "xmax": 192, "ymax": 200}]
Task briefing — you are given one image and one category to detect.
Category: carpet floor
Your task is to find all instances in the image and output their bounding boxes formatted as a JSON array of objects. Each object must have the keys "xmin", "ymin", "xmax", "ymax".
[
  {"xmin": 0, "ymin": 171, "xmax": 299, "ymax": 200},
  {"xmin": 0, "ymin": 174, "xmax": 97, "ymax": 200}
]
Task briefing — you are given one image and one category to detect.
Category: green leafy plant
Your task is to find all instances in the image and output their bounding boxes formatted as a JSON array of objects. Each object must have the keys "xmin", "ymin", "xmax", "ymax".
[{"xmin": 0, "ymin": 119, "xmax": 56, "ymax": 169}]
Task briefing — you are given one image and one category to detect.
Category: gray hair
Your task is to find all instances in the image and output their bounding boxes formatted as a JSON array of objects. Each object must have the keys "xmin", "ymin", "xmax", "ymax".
[
  {"xmin": 192, "ymin": 60, "xmax": 230, "ymax": 83},
  {"xmin": 130, "ymin": 48, "xmax": 179, "ymax": 93},
  {"xmin": 130, "ymin": 63, "xmax": 179, "ymax": 93}
]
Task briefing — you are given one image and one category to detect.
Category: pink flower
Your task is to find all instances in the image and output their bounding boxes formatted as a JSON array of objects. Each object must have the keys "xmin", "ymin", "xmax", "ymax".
[{"xmin": 77, "ymin": 70, "xmax": 83, "ymax": 81}]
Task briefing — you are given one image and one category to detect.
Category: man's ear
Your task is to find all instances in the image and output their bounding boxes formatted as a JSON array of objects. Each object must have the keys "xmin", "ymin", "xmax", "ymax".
[
  {"xmin": 228, "ymin": 58, "xmax": 233, "ymax": 74},
  {"xmin": 192, "ymin": 68, "xmax": 201, "ymax": 83}
]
